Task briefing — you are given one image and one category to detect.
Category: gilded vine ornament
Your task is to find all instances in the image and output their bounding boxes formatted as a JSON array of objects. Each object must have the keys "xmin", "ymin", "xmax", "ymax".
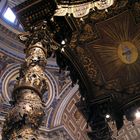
[
  {"xmin": 2, "ymin": 22, "xmax": 55, "ymax": 140},
  {"xmin": 75, "ymin": 47, "xmax": 98, "ymax": 82}
]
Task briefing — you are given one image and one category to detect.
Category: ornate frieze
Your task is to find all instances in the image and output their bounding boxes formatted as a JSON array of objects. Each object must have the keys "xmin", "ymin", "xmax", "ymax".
[{"xmin": 55, "ymin": 0, "xmax": 115, "ymax": 18}]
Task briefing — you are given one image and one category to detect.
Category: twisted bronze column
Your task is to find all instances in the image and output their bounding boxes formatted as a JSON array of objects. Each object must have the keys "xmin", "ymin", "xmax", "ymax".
[{"xmin": 2, "ymin": 23, "xmax": 52, "ymax": 140}]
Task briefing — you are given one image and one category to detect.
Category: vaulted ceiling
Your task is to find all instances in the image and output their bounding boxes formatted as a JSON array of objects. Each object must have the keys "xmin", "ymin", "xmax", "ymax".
[{"xmin": 8, "ymin": 0, "xmax": 27, "ymax": 8}]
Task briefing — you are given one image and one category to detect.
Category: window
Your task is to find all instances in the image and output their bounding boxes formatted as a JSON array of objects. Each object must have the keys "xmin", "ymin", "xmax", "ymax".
[{"xmin": 3, "ymin": 7, "xmax": 16, "ymax": 23}]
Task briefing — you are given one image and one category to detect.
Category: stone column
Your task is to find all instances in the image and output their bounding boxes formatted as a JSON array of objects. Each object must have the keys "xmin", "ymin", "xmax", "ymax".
[{"xmin": 2, "ymin": 23, "xmax": 50, "ymax": 140}]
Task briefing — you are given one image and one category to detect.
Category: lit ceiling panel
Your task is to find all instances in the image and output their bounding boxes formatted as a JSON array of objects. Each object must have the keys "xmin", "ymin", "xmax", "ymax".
[{"xmin": 3, "ymin": 7, "xmax": 16, "ymax": 23}]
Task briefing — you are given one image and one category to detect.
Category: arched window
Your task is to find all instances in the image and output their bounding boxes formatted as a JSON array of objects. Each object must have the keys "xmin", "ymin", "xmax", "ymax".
[
  {"xmin": 3, "ymin": 7, "xmax": 16, "ymax": 23},
  {"xmin": 1, "ymin": 6, "xmax": 23, "ymax": 31}
]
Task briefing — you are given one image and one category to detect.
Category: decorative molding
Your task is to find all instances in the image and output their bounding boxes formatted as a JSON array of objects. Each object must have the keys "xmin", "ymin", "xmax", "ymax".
[{"xmin": 55, "ymin": 0, "xmax": 114, "ymax": 17}]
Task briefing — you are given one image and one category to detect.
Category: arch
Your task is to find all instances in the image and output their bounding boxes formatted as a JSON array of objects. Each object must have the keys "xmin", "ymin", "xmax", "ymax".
[
  {"xmin": 1, "ymin": 64, "xmax": 58, "ymax": 107},
  {"xmin": 53, "ymin": 84, "xmax": 79, "ymax": 127}
]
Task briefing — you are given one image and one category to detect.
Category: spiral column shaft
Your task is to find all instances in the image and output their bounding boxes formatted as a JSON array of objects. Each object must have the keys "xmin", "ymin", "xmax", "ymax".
[{"xmin": 2, "ymin": 41, "xmax": 48, "ymax": 140}]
